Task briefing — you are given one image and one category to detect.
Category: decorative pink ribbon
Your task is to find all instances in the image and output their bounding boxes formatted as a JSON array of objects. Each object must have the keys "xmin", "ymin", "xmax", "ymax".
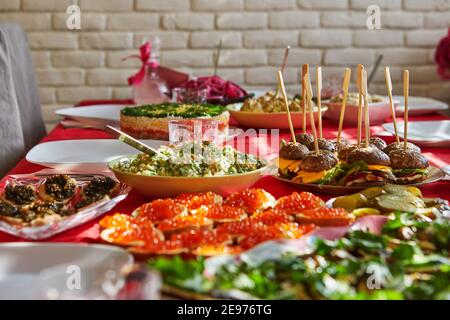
[{"xmin": 123, "ymin": 42, "xmax": 159, "ymax": 86}]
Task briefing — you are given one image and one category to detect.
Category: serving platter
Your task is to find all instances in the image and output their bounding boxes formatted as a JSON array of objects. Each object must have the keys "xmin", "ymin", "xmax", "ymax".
[
  {"xmin": 393, "ymin": 95, "xmax": 448, "ymax": 116},
  {"xmin": 273, "ymin": 166, "xmax": 446, "ymax": 195},
  {"xmin": 26, "ymin": 139, "xmax": 165, "ymax": 171},
  {"xmin": 228, "ymin": 103, "xmax": 327, "ymax": 129},
  {"xmin": 55, "ymin": 104, "xmax": 128, "ymax": 125},
  {"xmin": 0, "ymin": 243, "xmax": 133, "ymax": 299},
  {"xmin": 382, "ymin": 120, "xmax": 450, "ymax": 147},
  {"xmin": 0, "ymin": 174, "xmax": 130, "ymax": 239}
]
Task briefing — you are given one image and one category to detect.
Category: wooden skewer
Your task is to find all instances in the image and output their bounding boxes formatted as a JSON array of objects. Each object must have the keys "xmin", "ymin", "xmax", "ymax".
[
  {"xmin": 274, "ymin": 46, "xmax": 291, "ymax": 97},
  {"xmin": 361, "ymin": 69, "xmax": 370, "ymax": 148},
  {"xmin": 280, "ymin": 46, "xmax": 290, "ymax": 72},
  {"xmin": 305, "ymin": 73, "xmax": 319, "ymax": 155},
  {"xmin": 336, "ymin": 68, "xmax": 352, "ymax": 144},
  {"xmin": 384, "ymin": 67, "xmax": 400, "ymax": 144},
  {"xmin": 213, "ymin": 39, "xmax": 222, "ymax": 76},
  {"xmin": 356, "ymin": 64, "xmax": 364, "ymax": 146},
  {"xmin": 316, "ymin": 66, "xmax": 323, "ymax": 139},
  {"xmin": 277, "ymin": 70, "xmax": 297, "ymax": 144},
  {"xmin": 403, "ymin": 69, "xmax": 409, "ymax": 151},
  {"xmin": 301, "ymin": 64, "xmax": 309, "ymax": 133}
]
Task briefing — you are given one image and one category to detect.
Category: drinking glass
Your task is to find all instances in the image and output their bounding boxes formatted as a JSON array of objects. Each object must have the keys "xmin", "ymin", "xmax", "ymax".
[
  {"xmin": 172, "ymin": 87, "xmax": 208, "ymax": 104},
  {"xmin": 168, "ymin": 119, "xmax": 219, "ymax": 145}
]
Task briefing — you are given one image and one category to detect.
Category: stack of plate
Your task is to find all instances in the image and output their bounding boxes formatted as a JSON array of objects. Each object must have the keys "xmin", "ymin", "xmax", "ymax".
[
  {"xmin": 382, "ymin": 120, "xmax": 450, "ymax": 148},
  {"xmin": 393, "ymin": 96, "xmax": 448, "ymax": 116}
]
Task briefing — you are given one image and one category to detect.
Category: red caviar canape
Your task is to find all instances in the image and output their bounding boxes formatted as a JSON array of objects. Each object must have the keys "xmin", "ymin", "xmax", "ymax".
[
  {"xmin": 224, "ymin": 188, "xmax": 275, "ymax": 213},
  {"xmin": 251, "ymin": 209, "xmax": 293, "ymax": 225},
  {"xmin": 196, "ymin": 204, "xmax": 247, "ymax": 223},
  {"xmin": 175, "ymin": 192, "xmax": 223, "ymax": 210},
  {"xmin": 296, "ymin": 207, "xmax": 354, "ymax": 227},
  {"xmin": 134, "ymin": 199, "xmax": 187, "ymax": 222},
  {"xmin": 275, "ymin": 192, "xmax": 324, "ymax": 215}
]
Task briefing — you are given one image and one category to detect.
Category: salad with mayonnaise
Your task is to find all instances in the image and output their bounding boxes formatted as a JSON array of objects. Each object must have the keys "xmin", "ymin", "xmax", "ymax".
[{"xmin": 112, "ymin": 142, "xmax": 266, "ymax": 177}]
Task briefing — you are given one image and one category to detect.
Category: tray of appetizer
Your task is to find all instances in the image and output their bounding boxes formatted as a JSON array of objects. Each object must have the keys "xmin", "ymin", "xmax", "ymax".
[
  {"xmin": 275, "ymin": 65, "xmax": 445, "ymax": 195},
  {"xmin": 227, "ymin": 91, "xmax": 326, "ymax": 129},
  {"xmin": 276, "ymin": 137, "xmax": 445, "ymax": 195},
  {"xmin": 323, "ymin": 92, "xmax": 397, "ymax": 125},
  {"xmin": 148, "ymin": 207, "xmax": 449, "ymax": 299},
  {"xmin": 0, "ymin": 174, "xmax": 129, "ymax": 239},
  {"xmin": 120, "ymin": 103, "xmax": 229, "ymax": 140},
  {"xmin": 99, "ymin": 188, "xmax": 356, "ymax": 257},
  {"xmin": 108, "ymin": 141, "xmax": 269, "ymax": 198}
]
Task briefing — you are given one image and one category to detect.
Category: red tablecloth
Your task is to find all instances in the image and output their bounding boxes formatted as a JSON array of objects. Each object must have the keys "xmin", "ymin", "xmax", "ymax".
[{"xmin": 1, "ymin": 100, "xmax": 449, "ymax": 243}]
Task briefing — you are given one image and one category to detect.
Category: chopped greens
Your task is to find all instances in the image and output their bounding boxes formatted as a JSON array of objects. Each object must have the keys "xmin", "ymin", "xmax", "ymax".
[
  {"xmin": 148, "ymin": 212, "xmax": 450, "ymax": 300},
  {"xmin": 121, "ymin": 103, "xmax": 227, "ymax": 119}
]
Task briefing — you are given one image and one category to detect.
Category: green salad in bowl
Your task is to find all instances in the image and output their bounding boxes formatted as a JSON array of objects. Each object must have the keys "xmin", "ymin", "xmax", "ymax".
[{"xmin": 108, "ymin": 142, "xmax": 268, "ymax": 197}]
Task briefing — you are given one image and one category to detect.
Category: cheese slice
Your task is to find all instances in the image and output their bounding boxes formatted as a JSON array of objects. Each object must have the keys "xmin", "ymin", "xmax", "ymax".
[
  {"xmin": 277, "ymin": 157, "xmax": 296, "ymax": 170},
  {"xmin": 367, "ymin": 165, "xmax": 392, "ymax": 172},
  {"xmin": 294, "ymin": 170, "xmax": 326, "ymax": 183},
  {"xmin": 287, "ymin": 160, "xmax": 301, "ymax": 173}
]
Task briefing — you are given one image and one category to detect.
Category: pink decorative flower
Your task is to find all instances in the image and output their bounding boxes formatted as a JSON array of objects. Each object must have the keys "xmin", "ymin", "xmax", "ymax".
[{"xmin": 435, "ymin": 28, "xmax": 450, "ymax": 80}]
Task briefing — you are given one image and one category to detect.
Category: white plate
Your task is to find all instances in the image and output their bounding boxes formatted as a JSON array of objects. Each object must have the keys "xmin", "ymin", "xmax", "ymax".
[
  {"xmin": 323, "ymin": 100, "xmax": 399, "ymax": 125},
  {"xmin": 382, "ymin": 120, "xmax": 450, "ymax": 147},
  {"xmin": 0, "ymin": 243, "xmax": 133, "ymax": 299},
  {"xmin": 393, "ymin": 96, "xmax": 449, "ymax": 116},
  {"xmin": 228, "ymin": 103, "xmax": 327, "ymax": 129},
  {"xmin": 26, "ymin": 139, "xmax": 165, "ymax": 171},
  {"xmin": 55, "ymin": 104, "xmax": 128, "ymax": 125}
]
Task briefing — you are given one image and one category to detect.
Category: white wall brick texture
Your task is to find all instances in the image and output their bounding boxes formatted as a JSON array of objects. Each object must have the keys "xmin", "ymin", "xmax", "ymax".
[{"xmin": 0, "ymin": 0, "xmax": 447, "ymax": 128}]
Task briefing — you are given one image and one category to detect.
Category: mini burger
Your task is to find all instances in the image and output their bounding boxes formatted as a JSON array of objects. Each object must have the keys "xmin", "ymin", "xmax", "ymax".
[
  {"xmin": 278, "ymin": 142, "xmax": 309, "ymax": 178},
  {"xmin": 389, "ymin": 148, "xmax": 429, "ymax": 184},
  {"xmin": 343, "ymin": 147, "xmax": 396, "ymax": 186},
  {"xmin": 292, "ymin": 150, "xmax": 338, "ymax": 184}
]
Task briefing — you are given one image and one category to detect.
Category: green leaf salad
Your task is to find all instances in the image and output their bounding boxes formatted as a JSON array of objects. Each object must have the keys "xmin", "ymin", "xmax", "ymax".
[{"xmin": 148, "ymin": 212, "xmax": 450, "ymax": 300}]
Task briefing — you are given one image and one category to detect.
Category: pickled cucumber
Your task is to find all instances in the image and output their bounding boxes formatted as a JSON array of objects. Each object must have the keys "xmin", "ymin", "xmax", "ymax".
[
  {"xmin": 376, "ymin": 194, "xmax": 426, "ymax": 213},
  {"xmin": 383, "ymin": 184, "xmax": 422, "ymax": 197},
  {"xmin": 351, "ymin": 207, "xmax": 381, "ymax": 217},
  {"xmin": 359, "ymin": 187, "xmax": 384, "ymax": 199},
  {"xmin": 333, "ymin": 193, "xmax": 368, "ymax": 211}
]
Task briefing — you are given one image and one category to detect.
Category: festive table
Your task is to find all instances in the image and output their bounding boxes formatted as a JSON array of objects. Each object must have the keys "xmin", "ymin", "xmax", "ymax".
[{"xmin": 1, "ymin": 100, "xmax": 449, "ymax": 243}]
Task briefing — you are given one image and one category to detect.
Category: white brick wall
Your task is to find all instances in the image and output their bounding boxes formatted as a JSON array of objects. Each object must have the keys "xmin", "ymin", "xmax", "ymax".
[{"xmin": 0, "ymin": 0, "xmax": 448, "ymax": 129}]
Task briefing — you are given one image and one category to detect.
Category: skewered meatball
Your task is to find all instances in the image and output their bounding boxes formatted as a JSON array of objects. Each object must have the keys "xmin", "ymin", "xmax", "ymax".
[{"xmin": 279, "ymin": 142, "xmax": 309, "ymax": 160}]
